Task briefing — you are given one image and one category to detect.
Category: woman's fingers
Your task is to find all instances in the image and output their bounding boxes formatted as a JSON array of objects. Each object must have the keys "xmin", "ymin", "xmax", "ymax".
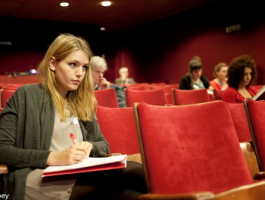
[
  {"xmin": 71, "ymin": 142, "xmax": 93, "ymax": 160},
  {"xmin": 86, "ymin": 143, "xmax": 93, "ymax": 158}
]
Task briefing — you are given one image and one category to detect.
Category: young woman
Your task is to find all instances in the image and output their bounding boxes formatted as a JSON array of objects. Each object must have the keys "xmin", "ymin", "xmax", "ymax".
[
  {"xmin": 0, "ymin": 34, "xmax": 145, "ymax": 199},
  {"xmin": 179, "ymin": 57, "xmax": 213, "ymax": 91},
  {"xmin": 210, "ymin": 63, "xmax": 228, "ymax": 91},
  {"xmin": 222, "ymin": 55, "xmax": 257, "ymax": 103}
]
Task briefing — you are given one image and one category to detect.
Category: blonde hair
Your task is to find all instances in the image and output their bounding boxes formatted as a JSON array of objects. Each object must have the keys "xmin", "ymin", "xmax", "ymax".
[
  {"xmin": 38, "ymin": 33, "xmax": 96, "ymax": 122},
  {"xmin": 213, "ymin": 63, "xmax": 227, "ymax": 78},
  {"xmin": 90, "ymin": 56, "xmax": 108, "ymax": 71}
]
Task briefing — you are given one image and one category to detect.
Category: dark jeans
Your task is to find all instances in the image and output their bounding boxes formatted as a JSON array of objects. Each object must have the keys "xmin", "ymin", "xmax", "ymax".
[{"xmin": 70, "ymin": 161, "xmax": 147, "ymax": 200}]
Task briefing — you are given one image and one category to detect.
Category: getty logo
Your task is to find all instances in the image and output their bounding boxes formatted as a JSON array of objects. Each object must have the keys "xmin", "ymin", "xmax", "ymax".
[{"xmin": 0, "ymin": 194, "xmax": 9, "ymax": 200}]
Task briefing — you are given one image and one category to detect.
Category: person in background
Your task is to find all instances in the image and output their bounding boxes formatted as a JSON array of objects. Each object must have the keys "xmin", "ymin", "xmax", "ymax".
[
  {"xmin": 90, "ymin": 56, "xmax": 126, "ymax": 108},
  {"xmin": 0, "ymin": 34, "xmax": 145, "ymax": 200},
  {"xmin": 115, "ymin": 67, "xmax": 136, "ymax": 85},
  {"xmin": 210, "ymin": 63, "xmax": 229, "ymax": 91},
  {"xmin": 179, "ymin": 56, "xmax": 213, "ymax": 91},
  {"xmin": 222, "ymin": 55, "xmax": 257, "ymax": 103},
  {"xmin": 90, "ymin": 56, "xmax": 110, "ymax": 90}
]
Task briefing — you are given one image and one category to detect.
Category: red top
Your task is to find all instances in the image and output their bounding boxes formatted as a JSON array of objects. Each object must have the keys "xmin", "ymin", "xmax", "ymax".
[
  {"xmin": 210, "ymin": 80, "xmax": 224, "ymax": 90},
  {"xmin": 222, "ymin": 87, "xmax": 257, "ymax": 103}
]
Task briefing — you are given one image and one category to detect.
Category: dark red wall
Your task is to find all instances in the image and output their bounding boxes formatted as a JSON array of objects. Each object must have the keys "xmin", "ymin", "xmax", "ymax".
[
  {"xmin": 1, "ymin": 1, "xmax": 265, "ymax": 85},
  {"xmin": 111, "ymin": 1, "xmax": 265, "ymax": 85}
]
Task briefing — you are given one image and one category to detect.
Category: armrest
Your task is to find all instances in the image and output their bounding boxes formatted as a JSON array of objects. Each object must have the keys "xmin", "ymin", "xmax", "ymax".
[
  {"xmin": 103, "ymin": 153, "xmax": 122, "ymax": 157},
  {"xmin": 239, "ymin": 142, "xmax": 260, "ymax": 179},
  {"xmin": 215, "ymin": 180, "xmax": 265, "ymax": 200},
  {"xmin": 137, "ymin": 192, "xmax": 214, "ymax": 200},
  {"xmin": 127, "ymin": 153, "xmax": 142, "ymax": 164},
  {"xmin": 253, "ymin": 171, "xmax": 265, "ymax": 180},
  {"xmin": 0, "ymin": 165, "xmax": 8, "ymax": 174}
]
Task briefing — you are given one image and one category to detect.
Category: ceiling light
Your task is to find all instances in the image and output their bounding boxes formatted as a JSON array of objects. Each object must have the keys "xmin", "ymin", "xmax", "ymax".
[
  {"xmin": 101, "ymin": 1, "xmax": 111, "ymax": 6},
  {"xmin": 100, "ymin": 27, "xmax": 106, "ymax": 31},
  {"xmin": 60, "ymin": 2, "xmax": 69, "ymax": 7}
]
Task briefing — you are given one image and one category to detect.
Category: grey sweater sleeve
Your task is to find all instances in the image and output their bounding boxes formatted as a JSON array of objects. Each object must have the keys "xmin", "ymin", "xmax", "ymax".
[
  {"xmin": 82, "ymin": 119, "xmax": 110, "ymax": 157},
  {"xmin": 0, "ymin": 87, "xmax": 50, "ymax": 169}
]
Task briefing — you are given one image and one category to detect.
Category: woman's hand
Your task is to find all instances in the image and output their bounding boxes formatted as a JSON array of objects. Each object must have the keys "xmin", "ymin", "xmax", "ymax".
[
  {"xmin": 46, "ymin": 142, "xmax": 93, "ymax": 166},
  {"xmin": 208, "ymin": 85, "xmax": 214, "ymax": 91}
]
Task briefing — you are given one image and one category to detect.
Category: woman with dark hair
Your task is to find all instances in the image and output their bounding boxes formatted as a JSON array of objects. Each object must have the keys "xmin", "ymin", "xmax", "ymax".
[
  {"xmin": 222, "ymin": 55, "xmax": 257, "ymax": 103},
  {"xmin": 179, "ymin": 56, "xmax": 213, "ymax": 91}
]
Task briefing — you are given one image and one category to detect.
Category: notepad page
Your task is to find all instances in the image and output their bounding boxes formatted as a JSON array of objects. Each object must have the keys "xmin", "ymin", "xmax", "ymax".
[{"xmin": 43, "ymin": 154, "xmax": 127, "ymax": 173}]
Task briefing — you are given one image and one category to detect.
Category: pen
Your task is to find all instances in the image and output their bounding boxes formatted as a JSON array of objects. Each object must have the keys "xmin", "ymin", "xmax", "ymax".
[{"xmin": 70, "ymin": 133, "xmax": 78, "ymax": 144}]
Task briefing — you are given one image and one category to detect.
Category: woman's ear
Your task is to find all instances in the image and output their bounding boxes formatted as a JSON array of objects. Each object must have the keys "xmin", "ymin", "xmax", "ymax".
[{"xmin": 50, "ymin": 57, "xmax": 56, "ymax": 71}]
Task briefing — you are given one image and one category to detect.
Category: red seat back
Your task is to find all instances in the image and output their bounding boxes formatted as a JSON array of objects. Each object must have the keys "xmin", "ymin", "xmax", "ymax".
[
  {"xmin": 126, "ymin": 85, "xmax": 146, "ymax": 90},
  {"xmin": 172, "ymin": 89, "xmax": 210, "ymax": 105},
  {"xmin": 151, "ymin": 82, "xmax": 166, "ymax": 86},
  {"xmin": 94, "ymin": 88, "xmax": 119, "ymax": 108},
  {"xmin": 97, "ymin": 106, "xmax": 140, "ymax": 155},
  {"xmin": 227, "ymin": 103, "xmax": 252, "ymax": 142},
  {"xmin": 214, "ymin": 89, "xmax": 225, "ymax": 100},
  {"xmin": 134, "ymin": 101, "xmax": 252, "ymax": 194},
  {"xmin": 244, "ymin": 99, "xmax": 265, "ymax": 171},
  {"xmin": 1, "ymin": 90, "xmax": 15, "ymax": 108},
  {"xmin": 152, "ymin": 86, "xmax": 174, "ymax": 104},
  {"xmin": 167, "ymin": 83, "xmax": 179, "ymax": 89},
  {"xmin": 125, "ymin": 89, "xmax": 167, "ymax": 107}
]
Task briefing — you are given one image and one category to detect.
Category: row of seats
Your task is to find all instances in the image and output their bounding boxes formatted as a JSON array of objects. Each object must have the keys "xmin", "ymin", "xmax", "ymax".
[
  {"xmin": 96, "ymin": 100, "xmax": 265, "ymax": 199},
  {"xmin": 1, "ymin": 86, "xmax": 265, "ymax": 198},
  {"xmin": 95, "ymin": 88, "xmax": 216, "ymax": 108}
]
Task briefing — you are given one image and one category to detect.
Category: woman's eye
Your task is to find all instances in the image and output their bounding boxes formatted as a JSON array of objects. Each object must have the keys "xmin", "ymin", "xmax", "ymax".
[
  {"xmin": 83, "ymin": 66, "xmax": 88, "ymax": 70},
  {"xmin": 70, "ymin": 63, "xmax": 76, "ymax": 67}
]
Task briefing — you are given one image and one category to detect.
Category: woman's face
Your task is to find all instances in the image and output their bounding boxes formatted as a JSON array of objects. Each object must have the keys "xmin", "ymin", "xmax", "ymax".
[
  {"xmin": 216, "ymin": 66, "xmax": 228, "ymax": 81},
  {"xmin": 239, "ymin": 67, "xmax": 252, "ymax": 87},
  {"xmin": 191, "ymin": 68, "xmax": 202, "ymax": 80},
  {"xmin": 50, "ymin": 50, "xmax": 89, "ymax": 97}
]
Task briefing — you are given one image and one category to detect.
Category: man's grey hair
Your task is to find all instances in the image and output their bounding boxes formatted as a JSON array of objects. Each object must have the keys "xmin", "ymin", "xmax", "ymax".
[{"xmin": 90, "ymin": 56, "xmax": 107, "ymax": 71}]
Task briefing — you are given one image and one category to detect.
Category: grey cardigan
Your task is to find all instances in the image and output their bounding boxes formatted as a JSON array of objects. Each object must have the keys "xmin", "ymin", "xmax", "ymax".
[{"xmin": 0, "ymin": 84, "xmax": 110, "ymax": 200}]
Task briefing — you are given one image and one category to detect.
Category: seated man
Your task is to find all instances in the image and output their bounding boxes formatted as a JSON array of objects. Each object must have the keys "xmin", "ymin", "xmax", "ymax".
[
  {"xmin": 115, "ymin": 67, "xmax": 136, "ymax": 85},
  {"xmin": 90, "ymin": 56, "xmax": 126, "ymax": 107}
]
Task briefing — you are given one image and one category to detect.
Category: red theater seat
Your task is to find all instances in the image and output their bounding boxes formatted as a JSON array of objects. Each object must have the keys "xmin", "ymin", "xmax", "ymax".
[
  {"xmin": 214, "ymin": 89, "xmax": 224, "ymax": 100},
  {"xmin": 1, "ymin": 89, "xmax": 15, "ymax": 108},
  {"xmin": 134, "ymin": 101, "xmax": 265, "ymax": 199},
  {"xmin": 227, "ymin": 103, "xmax": 252, "ymax": 142},
  {"xmin": 244, "ymin": 99, "xmax": 265, "ymax": 172},
  {"xmin": 94, "ymin": 88, "xmax": 119, "ymax": 108},
  {"xmin": 125, "ymin": 89, "xmax": 167, "ymax": 107},
  {"xmin": 97, "ymin": 106, "xmax": 140, "ymax": 154},
  {"xmin": 172, "ymin": 89, "xmax": 210, "ymax": 105},
  {"xmin": 126, "ymin": 85, "xmax": 146, "ymax": 90},
  {"xmin": 152, "ymin": 85, "xmax": 174, "ymax": 104},
  {"xmin": 97, "ymin": 106, "xmax": 141, "ymax": 163}
]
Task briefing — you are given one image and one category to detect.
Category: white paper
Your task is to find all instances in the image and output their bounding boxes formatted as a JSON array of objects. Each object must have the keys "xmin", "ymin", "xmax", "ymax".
[
  {"xmin": 252, "ymin": 85, "xmax": 265, "ymax": 100},
  {"xmin": 43, "ymin": 154, "xmax": 127, "ymax": 174}
]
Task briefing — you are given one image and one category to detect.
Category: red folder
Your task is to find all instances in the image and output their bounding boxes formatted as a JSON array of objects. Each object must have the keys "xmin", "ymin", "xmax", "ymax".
[{"xmin": 43, "ymin": 155, "xmax": 127, "ymax": 177}]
